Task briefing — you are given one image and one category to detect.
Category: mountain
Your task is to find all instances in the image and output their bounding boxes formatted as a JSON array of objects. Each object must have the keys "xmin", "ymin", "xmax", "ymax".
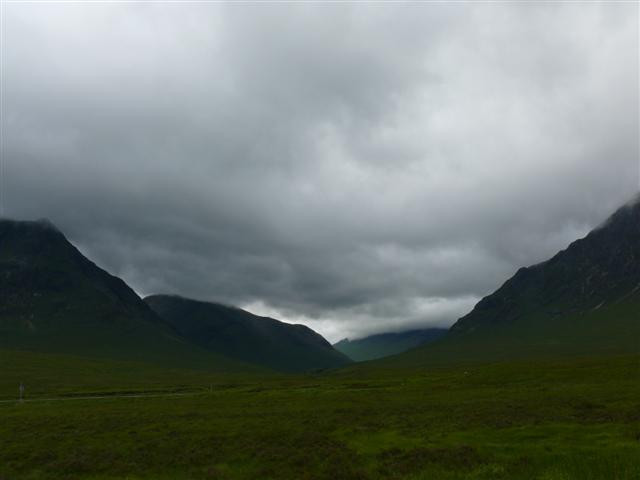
[
  {"xmin": 381, "ymin": 196, "xmax": 640, "ymax": 366},
  {"xmin": 0, "ymin": 219, "xmax": 254, "ymax": 372},
  {"xmin": 333, "ymin": 328, "xmax": 446, "ymax": 361},
  {"xmin": 144, "ymin": 294, "xmax": 352, "ymax": 372}
]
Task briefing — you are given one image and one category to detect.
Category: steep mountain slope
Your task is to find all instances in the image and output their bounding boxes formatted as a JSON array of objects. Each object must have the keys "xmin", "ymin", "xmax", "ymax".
[
  {"xmin": 144, "ymin": 294, "xmax": 352, "ymax": 372},
  {"xmin": 0, "ymin": 219, "xmax": 255, "ymax": 372},
  {"xmin": 380, "ymin": 196, "xmax": 640, "ymax": 367},
  {"xmin": 452, "ymin": 196, "xmax": 640, "ymax": 335},
  {"xmin": 333, "ymin": 328, "xmax": 446, "ymax": 361}
]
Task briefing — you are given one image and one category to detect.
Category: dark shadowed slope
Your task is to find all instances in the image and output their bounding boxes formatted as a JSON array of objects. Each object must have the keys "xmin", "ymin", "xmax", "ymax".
[
  {"xmin": 144, "ymin": 294, "xmax": 352, "ymax": 372},
  {"xmin": 378, "ymin": 195, "xmax": 640, "ymax": 367},
  {"xmin": 333, "ymin": 328, "xmax": 446, "ymax": 361},
  {"xmin": 0, "ymin": 219, "xmax": 257, "ymax": 372}
]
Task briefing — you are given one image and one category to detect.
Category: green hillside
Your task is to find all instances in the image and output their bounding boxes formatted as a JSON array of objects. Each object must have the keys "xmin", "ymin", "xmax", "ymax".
[
  {"xmin": 377, "ymin": 196, "xmax": 640, "ymax": 368},
  {"xmin": 0, "ymin": 219, "xmax": 258, "ymax": 372},
  {"xmin": 380, "ymin": 295, "xmax": 639, "ymax": 367},
  {"xmin": 145, "ymin": 294, "xmax": 351, "ymax": 372},
  {"xmin": 334, "ymin": 328, "xmax": 446, "ymax": 361}
]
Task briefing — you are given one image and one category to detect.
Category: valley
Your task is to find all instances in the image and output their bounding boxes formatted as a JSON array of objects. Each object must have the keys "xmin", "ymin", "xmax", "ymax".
[
  {"xmin": 1, "ymin": 350, "xmax": 638, "ymax": 480},
  {"xmin": 1, "ymin": 195, "xmax": 638, "ymax": 480}
]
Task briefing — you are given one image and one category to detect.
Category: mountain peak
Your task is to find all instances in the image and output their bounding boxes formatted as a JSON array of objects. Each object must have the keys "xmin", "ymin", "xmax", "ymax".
[
  {"xmin": 627, "ymin": 191, "xmax": 640, "ymax": 206},
  {"xmin": 590, "ymin": 193, "xmax": 640, "ymax": 237},
  {"xmin": 34, "ymin": 217, "xmax": 61, "ymax": 230},
  {"xmin": 0, "ymin": 217, "xmax": 60, "ymax": 230},
  {"xmin": 0, "ymin": 219, "xmax": 259, "ymax": 371}
]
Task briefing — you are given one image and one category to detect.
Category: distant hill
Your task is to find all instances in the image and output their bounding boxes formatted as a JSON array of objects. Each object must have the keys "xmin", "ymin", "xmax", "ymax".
[
  {"xmin": 145, "ymin": 294, "xmax": 352, "ymax": 372},
  {"xmin": 0, "ymin": 219, "xmax": 255, "ymax": 372},
  {"xmin": 333, "ymin": 329, "xmax": 446, "ymax": 361},
  {"xmin": 379, "ymin": 195, "xmax": 640, "ymax": 367}
]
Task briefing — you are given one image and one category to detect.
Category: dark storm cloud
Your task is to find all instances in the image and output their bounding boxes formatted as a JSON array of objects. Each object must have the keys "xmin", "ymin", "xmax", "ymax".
[{"xmin": 3, "ymin": 3, "xmax": 638, "ymax": 341}]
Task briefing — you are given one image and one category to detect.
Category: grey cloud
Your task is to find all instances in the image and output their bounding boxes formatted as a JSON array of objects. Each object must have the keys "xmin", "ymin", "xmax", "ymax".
[{"xmin": 3, "ymin": 3, "xmax": 638, "ymax": 341}]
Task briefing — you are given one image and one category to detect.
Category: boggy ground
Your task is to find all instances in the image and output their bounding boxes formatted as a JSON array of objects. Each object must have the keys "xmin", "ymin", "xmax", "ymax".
[{"xmin": 0, "ymin": 351, "xmax": 638, "ymax": 480}]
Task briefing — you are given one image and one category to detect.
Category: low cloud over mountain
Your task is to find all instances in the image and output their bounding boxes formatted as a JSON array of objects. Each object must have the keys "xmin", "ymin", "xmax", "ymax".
[{"xmin": 4, "ymin": 3, "xmax": 638, "ymax": 340}]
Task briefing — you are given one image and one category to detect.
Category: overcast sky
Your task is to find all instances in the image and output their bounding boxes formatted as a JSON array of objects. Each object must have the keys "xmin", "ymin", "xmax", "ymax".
[{"xmin": 2, "ymin": 3, "xmax": 638, "ymax": 341}]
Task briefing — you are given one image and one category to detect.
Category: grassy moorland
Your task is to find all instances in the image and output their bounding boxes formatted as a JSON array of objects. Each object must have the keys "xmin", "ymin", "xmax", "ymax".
[
  {"xmin": 1, "ymin": 350, "xmax": 638, "ymax": 480},
  {"xmin": 0, "ymin": 349, "xmax": 266, "ymax": 400}
]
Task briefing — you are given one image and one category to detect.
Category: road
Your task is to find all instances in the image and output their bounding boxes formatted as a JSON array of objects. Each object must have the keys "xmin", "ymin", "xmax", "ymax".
[{"xmin": 0, "ymin": 391, "xmax": 205, "ymax": 404}]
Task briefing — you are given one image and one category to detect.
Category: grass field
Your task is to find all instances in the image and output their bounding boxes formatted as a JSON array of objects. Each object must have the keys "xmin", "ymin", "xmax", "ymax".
[{"xmin": 1, "ymin": 350, "xmax": 638, "ymax": 479}]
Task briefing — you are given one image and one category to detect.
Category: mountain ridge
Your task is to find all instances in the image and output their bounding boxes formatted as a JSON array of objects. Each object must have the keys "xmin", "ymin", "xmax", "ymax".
[
  {"xmin": 333, "ymin": 328, "xmax": 447, "ymax": 361},
  {"xmin": 375, "ymin": 195, "xmax": 640, "ymax": 367},
  {"xmin": 0, "ymin": 218, "xmax": 259, "ymax": 372},
  {"xmin": 451, "ymin": 196, "xmax": 640, "ymax": 335},
  {"xmin": 144, "ymin": 294, "xmax": 351, "ymax": 372}
]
